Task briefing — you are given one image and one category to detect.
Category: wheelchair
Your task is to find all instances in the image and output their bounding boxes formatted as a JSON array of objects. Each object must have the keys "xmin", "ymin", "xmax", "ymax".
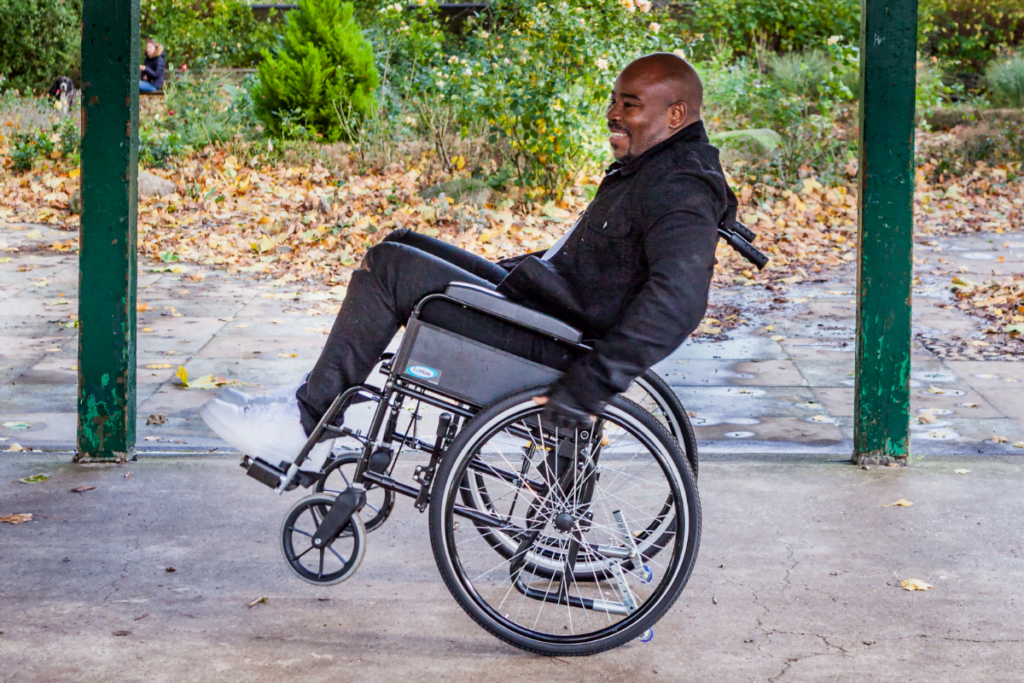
[
  {"xmin": 239, "ymin": 220, "xmax": 765, "ymax": 656},
  {"xmin": 238, "ymin": 282, "xmax": 699, "ymax": 655}
]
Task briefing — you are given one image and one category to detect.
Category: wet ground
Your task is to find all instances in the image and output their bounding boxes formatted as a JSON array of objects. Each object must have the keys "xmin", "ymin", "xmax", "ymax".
[{"xmin": 2, "ymin": 221, "xmax": 1023, "ymax": 458}]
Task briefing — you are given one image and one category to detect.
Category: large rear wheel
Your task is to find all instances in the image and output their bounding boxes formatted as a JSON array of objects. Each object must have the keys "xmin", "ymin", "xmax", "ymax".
[{"xmin": 430, "ymin": 389, "xmax": 700, "ymax": 656}]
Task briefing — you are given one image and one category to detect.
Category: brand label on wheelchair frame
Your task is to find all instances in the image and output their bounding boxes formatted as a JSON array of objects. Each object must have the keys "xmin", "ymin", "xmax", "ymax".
[{"xmin": 406, "ymin": 364, "xmax": 441, "ymax": 383}]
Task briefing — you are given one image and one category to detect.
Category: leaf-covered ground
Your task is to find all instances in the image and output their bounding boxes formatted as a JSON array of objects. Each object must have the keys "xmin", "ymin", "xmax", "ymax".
[{"xmin": 2, "ymin": 134, "xmax": 1023, "ymax": 341}]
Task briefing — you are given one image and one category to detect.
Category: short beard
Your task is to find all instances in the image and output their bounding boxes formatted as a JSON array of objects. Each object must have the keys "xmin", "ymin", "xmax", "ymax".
[{"xmin": 618, "ymin": 151, "xmax": 636, "ymax": 164}]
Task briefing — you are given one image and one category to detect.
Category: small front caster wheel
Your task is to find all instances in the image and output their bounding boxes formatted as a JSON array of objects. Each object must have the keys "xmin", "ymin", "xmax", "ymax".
[
  {"xmin": 639, "ymin": 628, "xmax": 654, "ymax": 643},
  {"xmin": 281, "ymin": 493, "xmax": 366, "ymax": 586}
]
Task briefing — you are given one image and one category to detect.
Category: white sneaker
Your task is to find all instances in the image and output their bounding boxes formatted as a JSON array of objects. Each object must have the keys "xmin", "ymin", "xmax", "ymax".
[
  {"xmin": 217, "ymin": 376, "xmax": 308, "ymax": 407},
  {"xmin": 199, "ymin": 394, "xmax": 333, "ymax": 473}
]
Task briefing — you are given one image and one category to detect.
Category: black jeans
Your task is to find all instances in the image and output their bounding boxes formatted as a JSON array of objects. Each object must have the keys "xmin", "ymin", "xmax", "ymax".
[{"xmin": 296, "ymin": 229, "xmax": 511, "ymax": 434}]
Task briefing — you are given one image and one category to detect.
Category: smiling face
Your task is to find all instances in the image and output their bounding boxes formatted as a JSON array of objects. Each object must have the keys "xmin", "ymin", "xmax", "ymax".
[
  {"xmin": 606, "ymin": 54, "xmax": 702, "ymax": 162},
  {"xmin": 145, "ymin": 40, "xmax": 157, "ymax": 58}
]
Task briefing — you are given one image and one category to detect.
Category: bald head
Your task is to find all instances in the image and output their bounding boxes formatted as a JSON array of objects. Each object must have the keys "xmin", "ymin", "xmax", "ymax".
[{"xmin": 606, "ymin": 53, "xmax": 703, "ymax": 162}]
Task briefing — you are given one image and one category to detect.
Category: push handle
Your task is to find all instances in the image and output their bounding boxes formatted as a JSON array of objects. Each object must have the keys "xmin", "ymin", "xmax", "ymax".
[{"xmin": 718, "ymin": 220, "xmax": 769, "ymax": 270}]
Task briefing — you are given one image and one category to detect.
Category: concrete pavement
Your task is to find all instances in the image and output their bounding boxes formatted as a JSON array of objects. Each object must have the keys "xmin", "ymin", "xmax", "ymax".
[{"xmin": 2, "ymin": 454, "xmax": 1023, "ymax": 682}]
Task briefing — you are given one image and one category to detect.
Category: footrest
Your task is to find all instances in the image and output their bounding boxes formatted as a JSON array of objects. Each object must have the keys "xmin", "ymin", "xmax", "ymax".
[{"xmin": 243, "ymin": 456, "xmax": 283, "ymax": 489}]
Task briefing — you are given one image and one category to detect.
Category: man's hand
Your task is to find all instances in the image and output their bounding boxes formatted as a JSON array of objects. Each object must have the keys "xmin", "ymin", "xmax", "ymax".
[{"xmin": 532, "ymin": 386, "xmax": 595, "ymax": 431}]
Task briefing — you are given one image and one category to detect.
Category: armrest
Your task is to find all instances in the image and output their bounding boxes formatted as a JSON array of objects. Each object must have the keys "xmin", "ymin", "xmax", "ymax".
[{"xmin": 444, "ymin": 282, "xmax": 583, "ymax": 344}]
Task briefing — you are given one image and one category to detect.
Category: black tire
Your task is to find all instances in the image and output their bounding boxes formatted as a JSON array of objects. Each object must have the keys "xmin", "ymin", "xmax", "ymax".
[
  {"xmin": 316, "ymin": 452, "xmax": 395, "ymax": 533},
  {"xmin": 430, "ymin": 389, "xmax": 701, "ymax": 656},
  {"xmin": 632, "ymin": 370, "xmax": 699, "ymax": 480},
  {"xmin": 280, "ymin": 494, "xmax": 367, "ymax": 586}
]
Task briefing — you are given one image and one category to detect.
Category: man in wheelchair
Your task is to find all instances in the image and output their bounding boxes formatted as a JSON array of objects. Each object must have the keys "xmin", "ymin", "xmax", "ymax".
[{"xmin": 200, "ymin": 52, "xmax": 736, "ymax": 474}]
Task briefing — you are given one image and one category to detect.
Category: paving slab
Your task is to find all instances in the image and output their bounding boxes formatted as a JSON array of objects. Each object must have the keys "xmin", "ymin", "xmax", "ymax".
[{"xmin": 4, "ymin": 220, "xmax": 1024, "ymax": 458}]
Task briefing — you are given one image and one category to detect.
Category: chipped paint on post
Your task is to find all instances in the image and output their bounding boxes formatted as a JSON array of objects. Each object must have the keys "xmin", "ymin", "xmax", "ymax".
[
  {"xmin": 76, "ymin": 0, "xmax": 140, "ymax": 462},
  {"xmin": 854, "ymin": 0, "xmax": 918, "ymax": 465}
]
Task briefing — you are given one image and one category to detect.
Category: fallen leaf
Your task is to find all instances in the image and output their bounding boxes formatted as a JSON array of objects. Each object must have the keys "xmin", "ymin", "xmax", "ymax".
[
  {"xmin": 142, "ymin": 327, "xmax": 153, "ymax": 333},
  {"xmin": 770, "ymin": 335, "xmax": 786, "ymax": 342},
  {"xmin": 145, "ymin": 414, "xmax": 167, "ymax": 426},
  {"xmin": 165, "ymin": 566, "xmax": 176, "ymax": 573},
  {"xmin": 925, "ymin": 385, "xmax": 945, "ymax": 394},
  {"xmin": 277, "ymin": 353, "xmax": 297, "ymax": 358},
  {"xmin": 962, "ymin": 403, "xmax": 979, "ymax": 408},
  {"xmin": 954, "ymin": 468, "xmax": 971, "ymax": 474},
  {"xmin": 6, "ymin": 443, "xmax": 25, "ymax": 452},
  {"xmin": 886, "ymin": 499, "xmax": 913, "ymax": 507},
  {"xmin": 0, "ymin": 513, "xmax": 32, "ymax": 524},
  {"xmin": 112, "ymin": 630, "xmax": 132, "ymax": 637},
  {"xmin": 145, "ymin": 363, "xmax": 173, "ymax": 369},
  {"xmin": 901, "ymin": 579, "xmax": 932, "ymax": 591},
  {"xmin": 809, "ymin": 415, "xmax": 830, "ymax": 422},
  {"xmin": 248, "ymin": 596, "xmax": 268, "ymax": 608},
  {"xmin": 19, "ymin": 473, "xmax": 49, "ymax": 484},
  {"xmin": 175, "ymin": 366, "xmax": 189, "ymax": 387},
  {"xmin": 917, "ymin": 413, "xmax": 937, "ymax": 424},
  {"xmin": 990, "ymin": 435, "xmax": 1009, "ymax": 443},
  {"xmin": 1014, "ymin": 442, "xmax": 1024, "ymax": 449},
  {"xmin": 70, "ymin": 485, "xmax": 96, "ymax": 493},
  {"xmin": 3, "ymin": 421, "xmax": 31, "ymax": 430},
  {"xmin": 143, "ymin": 436, "xmax": 163, "ymax": 441}
]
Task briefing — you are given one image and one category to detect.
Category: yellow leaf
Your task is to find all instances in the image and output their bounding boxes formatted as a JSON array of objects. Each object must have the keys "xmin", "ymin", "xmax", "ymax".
[
  {"xmin": 954, "ymin": 468, "xmax": 970, "ymax": 474},
  {"xmin": 770, "ymin": 335, "xmax": 786, "ymax": 342},
  {"xmin": 1014, "ymin": 442, "xmax": 1024, "ymax": 449},
  {"xmin": 917, "ymin": 413, "xmax": 937, "ymax": 424},
  {"xmin": 185, "ymin": 374, "xmax": 219, "ymax": 390},
  {"xmin": 145, "ymin": 363, "xmax": 173, "ymax": 369},
  {"xmin": 142, "ymin": 327, "xmax": 153, "ymax": 333},
  {"xmin": 277, "ymin": 353, "xmax": 297, "ymax": 358},
  {"xmin": 175, "ymin": 365, "xmax": 189, "ymax": 387},
  {"xmin": 925, "ymin": 385, "xmax": 945, "ymax": 394},
  {"xmin": 990, "ymin": 435, "xmax": 1009, "ymax": 443},
  {"xmin": 6, "ymin": 443, "xmax": 25, "ymax": 452},
  {"xmin": 0, "ymin": 513, "xmax": 32, "ymax": 524},
  {"xmin": 886, "ymin": 499, "xmax": 913, "ymax": 507},
  {"xmin": 901, "ymin": 579, "xmax": 932, "ymax": 591}
]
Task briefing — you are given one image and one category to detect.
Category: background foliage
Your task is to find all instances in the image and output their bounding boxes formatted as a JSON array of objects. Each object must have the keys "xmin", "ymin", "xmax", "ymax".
[
  {"xmin": 141, "ymin": 0, "xmax": 277, "ymax": 69},
  {"xmin": 252, "ymin": 0, "xmax": 379, "ymax": 142},
  {"xmin": 0, "ymin": 0, "xmax": 81, "ymax": 93}
]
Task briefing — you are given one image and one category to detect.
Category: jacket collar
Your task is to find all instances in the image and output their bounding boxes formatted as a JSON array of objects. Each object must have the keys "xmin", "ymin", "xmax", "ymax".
[{"xmin": 608, "ymin": 120, "xmax": 709, "ymax": 178}]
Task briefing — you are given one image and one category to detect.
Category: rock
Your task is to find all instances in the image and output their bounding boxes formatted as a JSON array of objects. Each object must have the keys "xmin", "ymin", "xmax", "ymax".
[
  {"xmin": 421, "ymin": 177, "xmax": 493, "ymax": 206},
  {"xmin": 709, "ymin": 128, "xmax": 782, "ymax": 165},
  {"xmin": 138, "ymin": 170, "xmax": 176, "ymax": 197}
]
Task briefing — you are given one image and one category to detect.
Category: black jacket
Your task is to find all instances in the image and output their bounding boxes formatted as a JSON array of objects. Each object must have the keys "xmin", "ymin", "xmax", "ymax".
[
  {"xmin": 497, "ymin": 120, "xmax": 736, "ymax": 412},
  {"xmin": 142, "ymin": 55, "xmax": 165, "ymax": 90}
]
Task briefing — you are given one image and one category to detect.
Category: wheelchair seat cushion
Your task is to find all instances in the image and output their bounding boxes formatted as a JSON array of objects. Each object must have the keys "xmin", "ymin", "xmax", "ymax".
[{"xmin": 444, "ymin": 282, "xmax": 582, "ymax": 344}]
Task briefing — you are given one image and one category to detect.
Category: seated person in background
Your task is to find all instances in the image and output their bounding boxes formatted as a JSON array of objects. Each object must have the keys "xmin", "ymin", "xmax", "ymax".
[
  {"xmin": 139, "ymin": 38, "xmax": 165, "ymax": 93},
  {"xmin": 200, "ymin": 52, "xmax": 736, "ymax": 473}
]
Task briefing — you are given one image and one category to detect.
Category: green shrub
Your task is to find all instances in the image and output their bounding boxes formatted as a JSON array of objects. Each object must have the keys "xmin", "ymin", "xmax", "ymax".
[
  {"xmin": 767, "ymin": 50, "xmax": 832, "ymax": 98},
  {"xmin": 142, "ymin": 0, "xmax": 277, "ymax": 69},
  {"xmin": 919, "ymin": 0, "xmax": 1024, "ymax": 72},
  {"xmin": 447, "ymin": 0, "xmax": 678, "ymax": 198},
  {"xmin": 688, "ymin": 0, "xmax": 859, "ymax": 57},
  {"xmin": 0, "ymin": 0, "xmax": 80, "ymax": 93},
  {"xmin": 252, "ymin": 0, "xmax": 379, "ymax": 143},
  {"xmin": 984, "ymin": 53, "xmax": 1024, "ymax": 107}
]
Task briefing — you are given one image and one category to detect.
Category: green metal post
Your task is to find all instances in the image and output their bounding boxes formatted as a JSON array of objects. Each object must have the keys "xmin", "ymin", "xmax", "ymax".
[
  {"xmin": 76, "ymin": 0, "xmax": 140, "ymax": 462},
  {"xmin": 853, "ymin": 0, "xmax": 918, "ymax": 465}
]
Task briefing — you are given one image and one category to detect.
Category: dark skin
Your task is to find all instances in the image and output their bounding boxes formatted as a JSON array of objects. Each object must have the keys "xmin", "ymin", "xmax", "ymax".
[
  {"xmin": 607, "ymin": 53, "xmax": 703, "ymax": 163},
  {"xmin": 533, "ymin": 53, "xmax": 704, "ymax": 418}
]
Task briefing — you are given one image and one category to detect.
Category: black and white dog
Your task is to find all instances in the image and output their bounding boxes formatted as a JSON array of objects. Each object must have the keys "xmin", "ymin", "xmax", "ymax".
[{"xmin": 47, "ymin": 76, "xmax": 76, "ymax": 112}]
